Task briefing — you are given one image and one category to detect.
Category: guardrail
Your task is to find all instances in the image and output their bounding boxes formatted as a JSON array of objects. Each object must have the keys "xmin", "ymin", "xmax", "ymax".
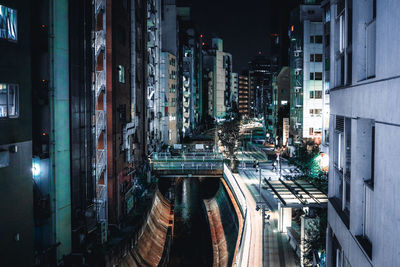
[{"xmin": 223, "ymin": 164, "xmax": 249, "ymax": 266}]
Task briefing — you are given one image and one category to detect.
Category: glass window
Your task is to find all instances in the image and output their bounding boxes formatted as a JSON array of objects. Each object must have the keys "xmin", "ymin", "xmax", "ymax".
[
  {"xmin": 310, "ymin": 35, "xmax": 315, "ymax": 43},
  {"xmin": 7, "ymin": 7, "xmax": 17, "ymax": 41},
  {"xmin": 310, "ymin": 72, "xmax": 315, "ymax": 80},
  {"xmin": 309, "ymin": 127, "xmax": 314, "ymax": 135},
  {"xmin": 118, "ymin": 65, "xmax": 125, "ymax": 83},
  {"xmin": 315, "ymin": 35, "xmax": 323, "ymax": 43},
  {"xmin": 310, "ymin": 54, "xmax": 315, "ymax": 62},
  {"xmin": 315, "ymin": 90, "xmax": 322, "ymax": 99},
  {"xmin": 0, "ymin": 84, "xmax": 19, "ymax": 118},
  {"xmin": 8, "ymin": 84, "xmax": 18, "ymax": 117},
  {"xmin": 315, "ymin": 54, "xmax": 323, "ymax": 62},
  {"xmin": 315, "ymin": 72, "xmax": 323, "ymax": 80},
  {"xmin": 310, "ymin": 90, "xmax": 314, "ymax": 98},
  {"xmin": 0, "ymin": 5, "xmax": 17, "ymax": 41},
  {"xmin": 0, "ymin": 5, "xmax": 7, "ymax": 39},
  {"xmin": 0, "ymin": 84, "xmax": 7, "ymax": 117}
]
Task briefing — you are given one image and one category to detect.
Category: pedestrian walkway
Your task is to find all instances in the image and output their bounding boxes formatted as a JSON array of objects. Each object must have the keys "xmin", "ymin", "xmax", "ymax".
[{"xmin": 234, "ymin": 170, "xmax": 300, "ymax": 267}]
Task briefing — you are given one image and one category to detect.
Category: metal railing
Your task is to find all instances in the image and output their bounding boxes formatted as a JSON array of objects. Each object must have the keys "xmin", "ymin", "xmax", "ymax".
[
  {"xmin": 96, "ymin": 149, "xmax": 106, "ymax": 182},
  {"xmin": 94, "ymin": 0, "xmax": 105, "ymax": 16},
  {"xmin": 96, "ymin": 110, "xmax": 105, "ymax": 141},
  {"xmin": 95, "ymin": 30, "xmax": 105, "ymax": 58},
  {"xmin": 152, "ymin": 161, "xmax": 223, "ymax": 171},
  {"xmin": 95, "ymin": 70, "xmax": 106, "ymax": 99}
]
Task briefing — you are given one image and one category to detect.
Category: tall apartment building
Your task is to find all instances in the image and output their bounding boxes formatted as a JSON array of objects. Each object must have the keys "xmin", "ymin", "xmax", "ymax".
[
  {"xmin": 326, "ymin": 0, "xmax": 400, "ymax": 266},
  {"xmin": 206, "ymin": 38, "xmax": 232, "ymax": 121},
  {"xmin": 238, "ymin": 73, "xmax": 250, "ymax": 118},
  {"xmin": 271, "ymin": 67, "xmax": 290, "ymax": 140},
  {"xmin": 231, "ymin": 72, "xmax": 238, "ymax": 104},
  {"xmin": 248, "ymin": 55, "xmax": 277, "ymax": 119},
  {"xmin": 0, "ymin": 1, "xmax": 34, "ymax": 265},
  {"xmin": 147, "ymin": 0, "xmax": 162, "ymax": 152},
  {"xmin": 161, "ymin": 52, "xmax": 178, "ymax": 145},
  {"xmin": 289, "ymin": 2, "xmax": 323, "ymax": 143}
]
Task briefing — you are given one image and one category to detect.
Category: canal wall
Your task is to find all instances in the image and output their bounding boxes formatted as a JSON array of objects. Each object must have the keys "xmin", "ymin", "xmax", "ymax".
[
  {"xmin": 109, "ymin": 190, "xmax": 174, "ymax": 267},
  {"xmin": 203, "ymin": 176, "xmax": 243, "ymax": 267}
]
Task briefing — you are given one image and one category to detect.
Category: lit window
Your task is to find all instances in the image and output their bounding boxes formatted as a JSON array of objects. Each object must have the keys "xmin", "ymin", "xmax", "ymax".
[
  {"xmin": 310, "ymin": 90, "xmax": 314, "ymax": 98},
  {"xmin": 0, "ymin": 83, "xmax": 19, "ymax": 118},
  {"xmin": 118, "ymin": 65, "xmax": 125, "ymax": 83},
  {"xmin": 0, "ymin": 5, "xmax": 17, "ymax": 41}
]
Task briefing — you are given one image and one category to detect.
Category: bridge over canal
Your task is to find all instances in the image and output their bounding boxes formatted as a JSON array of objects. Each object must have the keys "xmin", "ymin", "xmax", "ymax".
[{"xmin": 150, "ymin": 151, "xmax": 224, "ymax": 177}]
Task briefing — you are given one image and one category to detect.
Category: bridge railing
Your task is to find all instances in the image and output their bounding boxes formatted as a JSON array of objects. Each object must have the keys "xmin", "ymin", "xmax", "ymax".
[
  {"xmin": 151, "ymin": 152, "xmax": 223, "ymax": 162},
  {"xmin": 152, "ymin": 161, "xmax": 223, "ymax": 171}
]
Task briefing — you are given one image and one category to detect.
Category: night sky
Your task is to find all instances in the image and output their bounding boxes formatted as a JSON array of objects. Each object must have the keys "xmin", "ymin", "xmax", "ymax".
[{"xmin": 185, "ymin": 0, "xmax": 300, "ymax": 73}]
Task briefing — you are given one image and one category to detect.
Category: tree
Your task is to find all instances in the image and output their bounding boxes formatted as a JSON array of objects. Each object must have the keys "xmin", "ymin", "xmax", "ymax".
[
  {"xmin": 218, "ymin": 112, "xmax": 240, "ymax": 169},
  {"xmin": 302, "ymin": 209, "xmax": 327, "ymax": 267}
]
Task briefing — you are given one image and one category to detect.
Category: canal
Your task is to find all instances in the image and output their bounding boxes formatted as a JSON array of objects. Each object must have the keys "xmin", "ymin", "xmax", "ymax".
[{"xmin": 159, "ymin": 177, "xmax": 220, "ymax": 266}]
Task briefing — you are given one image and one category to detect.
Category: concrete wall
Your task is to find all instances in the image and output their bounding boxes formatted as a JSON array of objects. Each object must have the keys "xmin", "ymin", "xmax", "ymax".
[
  {"xmin": 203, "ymin": 179, "xmax": 241, "ymax": 267},
  {"xmin": 328, "ymin": 1, "xmax": 400, "ymax": 266}
]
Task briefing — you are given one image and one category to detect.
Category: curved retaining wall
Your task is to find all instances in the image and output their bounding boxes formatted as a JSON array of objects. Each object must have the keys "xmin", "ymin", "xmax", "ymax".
[
  {"xmin": 204, "ymin": 177, "xmax": 243, "ymax": 267},
  {"xmin": 116, "ymin": 190, "xmax": 173, "ymax": 267}
]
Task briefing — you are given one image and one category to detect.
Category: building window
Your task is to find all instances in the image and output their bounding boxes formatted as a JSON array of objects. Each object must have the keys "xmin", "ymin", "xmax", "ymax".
[
  {"xmin": 310, "ymin": 35, "xmax": 314, "ymax": 43},
  {"xmin": 310, "ymin": 90, "xmax": 314, "ymax": 98},
  {"xmin": 0, "ymin": 5, "xmax": 17, "ymax": 41},
  {"xmin": 310, "ymin": 73, "xmax": 314, "ymax": 80},
  {"xmin": 0, "ymin": 83, "xmax": 19, "ymax": 118},
  {"xmin": 309, "ymin": 127, "xmax": 314, "ymax": 135},
  {"xmin": 118, "ymin": 65, "xmax": 125, "ymax": 83},
  {"xmin": 315, "ymin": 72, "xmax": 322, "ymax": 80},
  {"xmin": 310, "ymin": 54, "xmax": 315, "ymax": 62},
  {"xmin": 315, "ymin": 35, "xmax": 323, "ymax": 43},
  {"xmin": 315, "ymin": 90, "xmax": 322, "ymax": 99},
  {"xmin": 315, "ymin": 54, "xmax": 323, "ymax": 62}
]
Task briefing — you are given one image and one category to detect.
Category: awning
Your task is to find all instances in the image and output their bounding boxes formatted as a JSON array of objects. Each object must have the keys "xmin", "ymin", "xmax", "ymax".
[{"xmin": 264, "ymin": 178, "xmax": 328, "ymax": 208}]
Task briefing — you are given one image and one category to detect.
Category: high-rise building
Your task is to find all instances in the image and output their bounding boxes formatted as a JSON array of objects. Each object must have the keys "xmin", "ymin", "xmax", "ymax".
[
  {"xmin": 161, "ymin": 52, "xmax": 178, "ymax": 145},
  {"xmin": 326, "ymin": 0, "xmax": 400, "ymax": 266},
  {"xmin": 271, "ymin": 67, "xmax": 290, "ymax": 141},
  {"xmin": 147, "ymin": 0, "xmax": 163, "ymax": 151},
  {"xmin": 231, "ymin": 72, "xmax": 239, "ymax": 104},
  {"xmin": 203, "ymin": 38, "xmax": 232, "ymax": 121},
  {"xmin": 248, "ymin": 55, "xmax": 277, "ymax": 119},
  {"xmin": 0, "ymin": 1, "xmax": 34, "ymax": 265},
  {"xmin": 238, "ymin": 73, "xmax": 250, "ymax": 118},
  {"xmin": 288, "ymin": 2, "xmax": 323, "ymax": 143}
]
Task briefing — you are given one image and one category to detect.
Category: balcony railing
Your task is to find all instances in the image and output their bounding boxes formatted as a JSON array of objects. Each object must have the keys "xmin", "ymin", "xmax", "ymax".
[
  {"xmin": 95, "ymin": 184, "xmax": 107, "ymax": 221},
  {"xmin": 95, "ymin": 70, "xmax": 106, "ymax": 99},
  {"xmin": 96, "ymin": 149, "xmax": 106, "ymax": 182},
  {"xmin": 96, "ymin": 110, "xmax": 106, "ymax": 141},
  {"xmin": 95, "ymin": 30, "xmax": 105, "ymax": 58},
  {"xmin": 94, "ymin": 0, "xmax": 105, "ymax": 16}
]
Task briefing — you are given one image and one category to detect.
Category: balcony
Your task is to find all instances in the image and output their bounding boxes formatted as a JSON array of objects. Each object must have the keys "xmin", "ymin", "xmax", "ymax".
[
  {"xmin": 95, "ymin": 30, "xmax": 105, "ymax": 58},
  {"xmin": 95, "ymin": 70, "xmax": 106, "ymax": 99},
  {"xmin": 95, "ymin": 184, "xmax": 107, "ymax": 221},
  {"xmin": 94, "ymin": 0, "xmax": 105, "ymax": 16},
  {"xmin": 96, "ymin": 149, "xmax": 106, "ymax": 182},
  {"xmin": 96, "ymin": 110, "xmax": 106, "ymax": 141}
]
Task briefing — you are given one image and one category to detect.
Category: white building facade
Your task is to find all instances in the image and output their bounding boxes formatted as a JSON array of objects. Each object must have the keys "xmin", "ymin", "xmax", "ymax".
[
  {"xmin": 326, "ymin": 0, "xmax": 400, "ymax": 266},
  {"xmin": 301, "ymin": 5, "xmax": 324, "ymax": 140}
]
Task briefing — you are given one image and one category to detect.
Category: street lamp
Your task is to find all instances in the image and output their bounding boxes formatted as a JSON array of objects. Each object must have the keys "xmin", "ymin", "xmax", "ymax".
[{"xmin": 253, "ymin": 160, "xmax": 261, "ymax": 197}]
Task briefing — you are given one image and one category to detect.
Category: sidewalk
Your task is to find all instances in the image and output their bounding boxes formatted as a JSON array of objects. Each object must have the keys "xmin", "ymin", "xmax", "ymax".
[{"xmin": 233, "ymin": 170, "xmax": 299, "ymax": 267}]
